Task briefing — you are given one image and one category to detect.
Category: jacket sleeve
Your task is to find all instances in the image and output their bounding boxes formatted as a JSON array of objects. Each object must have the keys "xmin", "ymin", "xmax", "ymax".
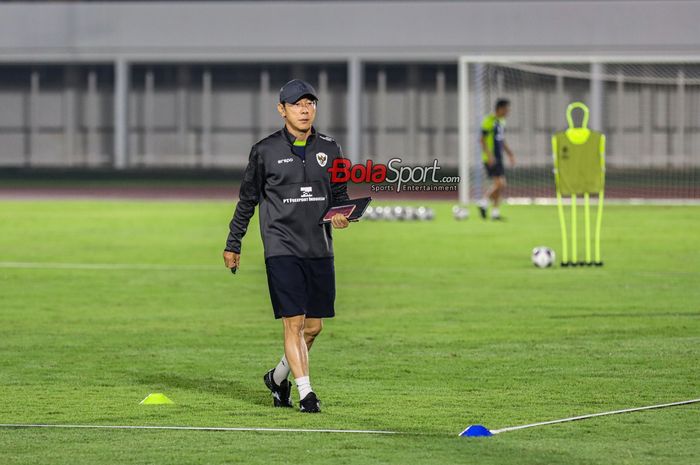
[
  {"xmin": 331, "ymin": 143, "xmax": 350, "ymax": 205},
  {"xmin": 225, "ymin": 146, "xmax": 264, "ymax": 253}
]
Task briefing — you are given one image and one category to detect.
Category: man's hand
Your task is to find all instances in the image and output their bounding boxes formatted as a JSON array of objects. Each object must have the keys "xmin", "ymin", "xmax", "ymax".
[
  {"xmin": 223, "ymin": 250, "xmax": 240, "ymax": 270},
  {"xmin": 508, "ymin": 154, "xmax": 516, "ymax": 167},
  {"xmin": 331, "ymin": 213, "xmax": 349, "ymax": 229},
  {"xmin": 487, "ymin": 155, "xmax": 496, "ymax": 167}
]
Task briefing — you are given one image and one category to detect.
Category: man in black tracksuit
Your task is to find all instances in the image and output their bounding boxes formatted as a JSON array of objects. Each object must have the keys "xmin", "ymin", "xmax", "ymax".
[{"xmin": 223, "ymin": 79, "xmax": 350, "ymax": 413}]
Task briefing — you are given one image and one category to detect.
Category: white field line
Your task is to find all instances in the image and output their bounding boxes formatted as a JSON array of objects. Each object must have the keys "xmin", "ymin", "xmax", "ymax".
[
  {"xmin": 491, "ymin": 398, "xmax": 700, "ymax": 435},
  {"xmin": 5, "ymin": 398, "xmax": 698, "ymax": 437},
  {"xmin": 0, "ymin": 423, "xmax": 400, "ymax": 435},
  {"xmin": 0, "ymin": 262, "xmax": 220, "ymax": 271}
]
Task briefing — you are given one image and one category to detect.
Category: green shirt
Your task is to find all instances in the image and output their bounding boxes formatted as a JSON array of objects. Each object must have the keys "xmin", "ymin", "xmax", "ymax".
[{"xmin": 481, "ymin": 113, "xmax": 506, "ymax": 163}]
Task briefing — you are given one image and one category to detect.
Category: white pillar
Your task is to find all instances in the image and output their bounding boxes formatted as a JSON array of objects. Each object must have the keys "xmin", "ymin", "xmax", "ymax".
[
  {"xmin": 259, "ymin": 69, "xmax": 270, "ymax": 138},
  {"xmin": 677, "ymin": 69, "xmax": 686, "ymax": 166},
  {"xmin": 616, "ymin": 72, "xmax": 624, "ymax": 167},
  {"xmin": 316, "ymin": 68, "xmax": 329, "ymax": 132},
  {"xmin": 86, "ymin": 69, "xmax": 99, "ymax": 166},
  {"xmin": 28, "ymin": 69, "xmax": 40, "ymax": 167},
  {"xmin": 376, "ymin": 68, "xmax": 387, "ymax": 159},
  {"xmin": 177, "ymin": 66, "xmax": 189, "ymax": 160},
  {"xmin": 347, "ymin": 57, "xmax": 363, "ymax": 163},
  {"xmin": 641, "ymin": 85, "xmax": 653, "ymax": 166},
  {"xmin": 435, "ymin": 68, "xmax": 446, "ymax": 160},
  {"xmin": 201, "ymin": 68, "xmax": 212, "ymax": 167},
  {"xmin": 555, "ymin": 72, "xmax": 565, "ymax": 120},
  {"xmin": 458, "ymin": 58, "xmax": 470, "ymax": 205},
  {"xmin": 407, "ymin": 65, "xmax": 418, "ymax": 163},
  {"xmin": 63, "ymin": 67, "xmax": 77, "ymax": 166},
  {"xmin": 473, "ymin": 63, "xmax": 486, "ymax": 200},
  {"xmin": 589, "ymin": 62, "xmax": 604, "ymax": 131},
  {"xmin": 144, "ymin": 68, "xmax": 155, "ymax": 166},
  {"xmin": 114, "ymin": 58, "xmax": 130, "ymax": 169}
]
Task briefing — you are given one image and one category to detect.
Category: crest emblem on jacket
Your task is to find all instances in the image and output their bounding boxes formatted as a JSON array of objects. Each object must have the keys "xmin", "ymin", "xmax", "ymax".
[{"xmin": 316, "ymin": 152, "xmax": 328, "ymax": 167}]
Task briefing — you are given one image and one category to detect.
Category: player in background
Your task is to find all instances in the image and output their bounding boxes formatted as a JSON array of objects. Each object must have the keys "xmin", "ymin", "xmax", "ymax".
[{"xmin": 478, "ymin": 98, "xmax": 516, "ymax": 220}]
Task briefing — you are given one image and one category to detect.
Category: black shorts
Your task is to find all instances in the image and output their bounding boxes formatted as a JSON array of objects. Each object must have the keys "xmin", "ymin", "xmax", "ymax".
[
  {"xmin": 484, "ymin": 161, "xmax": 505, "ymax": 178},
  {"xmin": 265, "ymin": 255, "xmax": 336, "ymax": 319}
]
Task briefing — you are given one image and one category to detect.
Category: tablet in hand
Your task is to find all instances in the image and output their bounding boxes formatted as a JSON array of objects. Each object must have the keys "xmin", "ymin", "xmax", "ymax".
[{"xmin": 321, "ymin": 204, "xmax": 356, "ymax": 223}]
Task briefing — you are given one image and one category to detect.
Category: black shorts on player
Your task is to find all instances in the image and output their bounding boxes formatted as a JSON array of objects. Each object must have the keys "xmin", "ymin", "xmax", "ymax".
[
  {"xmin": 484, "ymin": 161, "xmax": 505, "ymax": 178},
  {"xmin": 265, "ymin": 255, "xmax": 336, "ymax": 319}
]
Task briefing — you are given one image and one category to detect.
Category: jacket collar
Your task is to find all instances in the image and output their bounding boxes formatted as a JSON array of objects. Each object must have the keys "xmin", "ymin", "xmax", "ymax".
[{"xmin": 282, "ymin": 125, "xmax": 316, "ymax": 145}]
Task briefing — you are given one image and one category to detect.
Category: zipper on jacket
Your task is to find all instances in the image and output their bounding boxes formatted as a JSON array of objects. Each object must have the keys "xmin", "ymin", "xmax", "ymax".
[{"xmin": 302, "ymin": 138, "xmax": 310, "ymax": 183}]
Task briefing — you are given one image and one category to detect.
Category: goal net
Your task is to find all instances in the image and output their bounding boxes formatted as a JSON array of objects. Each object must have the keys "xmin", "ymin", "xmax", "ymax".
[{"xmin": 458, "ymin": 58, "xmax": 700, "ymax": 203}]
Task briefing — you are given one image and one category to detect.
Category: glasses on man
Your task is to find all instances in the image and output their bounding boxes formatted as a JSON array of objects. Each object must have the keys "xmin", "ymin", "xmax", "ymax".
[{"xmin": 286, "ymin": 100, "xmax": 317, "ymax": 111}]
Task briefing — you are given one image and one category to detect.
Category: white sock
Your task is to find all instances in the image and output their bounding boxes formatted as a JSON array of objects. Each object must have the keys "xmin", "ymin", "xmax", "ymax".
[
  {"xmin": 478, "ymin": 198, "xmax": 488, "ymax": 208},
  {"xmin": 295, "ymin": 376, "xmax": 313, "ymax": 400},
  {"xmin": 272, "ymin": 356, "xmax": 290, "ymax": 386},
  {"xmin": 491, "ymin": 207, "xmax": 500, "ymax": 218}
]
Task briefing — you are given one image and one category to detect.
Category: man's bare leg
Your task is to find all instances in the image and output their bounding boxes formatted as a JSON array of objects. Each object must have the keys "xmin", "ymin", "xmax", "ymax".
[
  {"xmin": 490, "ymin": 176, "xmax": 506, "ymax": 219},
  {"xmin": 479, "ymin": 179, "xmax": 497, "ymax": 219},
  {"xmin": 489, "ymin": 179, "xmax": 500, "ymax": 206},
  {"xmin": 264, "ymin": 314, "xmax": 313, "ymax": 408},
  {"xmin": 272, "ymin": 317, "xmax": 322, "ymax": 384},
  {"xmin": 282, "ymin": 315, "xmax": 309, "ymax": 379},
  {"xmin": 281, "ymin": 315, "xmax": 320, "ymax": 411},
  {"xmin": 304, "ymin": 318, "xmax": 323, "ymax": 351},
  {"xmin": 486, "ymin": 181, "xmax": 498, "ymax": 204},
  {"xmin": 264, "ymin": 315, "xmax": 323, "ymax": 412}
]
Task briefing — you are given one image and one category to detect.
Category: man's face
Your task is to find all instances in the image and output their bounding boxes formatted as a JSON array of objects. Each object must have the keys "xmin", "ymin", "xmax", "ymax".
[
  {"xmin": 496, "ymin": 105, "xmax": 510, "ymax": 118},
  {"xmin": 278, "ymin": 97, "xmax": 317, "ymax": 132}
]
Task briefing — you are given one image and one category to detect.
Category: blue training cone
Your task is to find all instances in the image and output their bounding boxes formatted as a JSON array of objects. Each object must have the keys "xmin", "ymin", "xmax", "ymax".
[{"xmin": 459, "ymin": 424, "xmax": 493, "ymax": 437}]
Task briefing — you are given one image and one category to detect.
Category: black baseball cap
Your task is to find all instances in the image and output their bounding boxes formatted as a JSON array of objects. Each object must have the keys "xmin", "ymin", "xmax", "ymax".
[{"xmin": 279, "ymin": 79, "xmax": 318, "ymax": 104}]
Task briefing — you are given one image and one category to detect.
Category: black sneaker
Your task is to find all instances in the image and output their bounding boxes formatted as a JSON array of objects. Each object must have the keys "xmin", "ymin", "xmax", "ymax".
[
  {"xmin": 263, "ymin": 369, "xmax": 293, "ymax": 408},
  {"xmin": 299, "ymin": 392, "xmax": 321, "ymax": 413},
  {"xmin": 478, "ymin": 205, "xmax": 487, "ymax": 219}
]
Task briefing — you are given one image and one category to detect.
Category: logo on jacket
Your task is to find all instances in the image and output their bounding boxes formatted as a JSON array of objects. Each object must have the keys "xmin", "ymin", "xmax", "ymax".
[
  {"xmin": 316, "ymin": 152, "xmax": 328, "ymax": 167},
  {"xmin": 283, "ymin": 185, "xmax": 326, "ymax": 204}
]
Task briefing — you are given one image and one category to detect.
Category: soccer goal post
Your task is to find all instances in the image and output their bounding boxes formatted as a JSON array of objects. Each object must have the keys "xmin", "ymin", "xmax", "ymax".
[{"xmin": 457, "ymin": 56, "xmax": 700, "ymax": 205}]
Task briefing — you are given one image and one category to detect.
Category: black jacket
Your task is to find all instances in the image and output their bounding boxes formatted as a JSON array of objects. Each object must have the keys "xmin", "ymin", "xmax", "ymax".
[{"xmin": 225, "ymin": 127, "xmax": 349, "ymax": 258}]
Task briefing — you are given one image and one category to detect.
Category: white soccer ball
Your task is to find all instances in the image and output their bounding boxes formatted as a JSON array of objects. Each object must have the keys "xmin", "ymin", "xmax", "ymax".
[
  {"xmin": 365, "ymin": 206, "xmax": 377, "ymax": 220},
  {"xmin": 531, "ymin": 246, "xmax": 556, "ymax": 268},
  {"xmin": 382, "ymin": 206, "xmax": 396, "ymax": 221},
  {"xmin": 403, "ymin": 206, "xmax": 416, "ymax": 221},
  {"xmin": 452, "ymin": 205, "xmax": 469, "ymax": 221}
]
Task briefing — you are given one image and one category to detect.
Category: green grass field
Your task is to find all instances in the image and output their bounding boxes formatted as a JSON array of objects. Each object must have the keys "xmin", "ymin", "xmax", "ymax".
[{"xmin": 0, "ymin": 200, "xmax": 698, "ymax": 464}]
